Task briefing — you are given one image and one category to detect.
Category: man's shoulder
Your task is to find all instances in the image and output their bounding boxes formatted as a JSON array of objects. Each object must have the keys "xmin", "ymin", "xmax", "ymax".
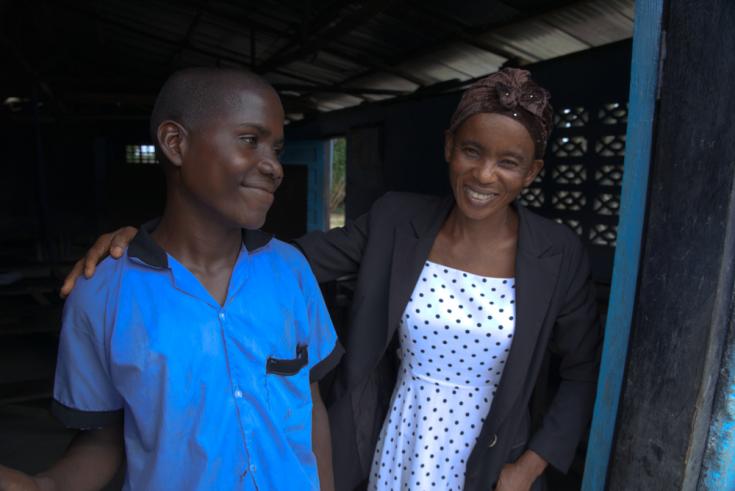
[
  {"xmin": 256, "ymin": 238, "xmax": 312, "ymax": 274},
  {"xmin": 67, "ymin": 256, "xmax": 125, "ymax": 301},
  {"xmin": 255, "ymin": 239, "xmax": 323, "ymax": 297},
  {"xmin": 63, "ymin": 255, "xmax": 130, "ymax": 327}
]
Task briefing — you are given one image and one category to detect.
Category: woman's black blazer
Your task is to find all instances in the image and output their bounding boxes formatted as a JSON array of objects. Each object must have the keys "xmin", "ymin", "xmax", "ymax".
[{"xmin": 295, "ymin": 192, "xmax": 601, "ymax": 491}]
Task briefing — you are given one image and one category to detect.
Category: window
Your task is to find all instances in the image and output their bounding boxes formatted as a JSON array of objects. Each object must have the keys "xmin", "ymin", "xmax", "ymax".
[
  {"xmin": 126, "ymin": 144, "xmax": 157, "ymax": 165},
  {"xmin": 328, "ymin": 137, "xmax": 346, "ymax": 229}
]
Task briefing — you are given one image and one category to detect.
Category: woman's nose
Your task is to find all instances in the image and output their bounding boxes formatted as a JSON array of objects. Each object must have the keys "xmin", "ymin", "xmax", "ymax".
[{"xmin": 475, "ymin": 160, "xmax": 498, "ymax": 182}]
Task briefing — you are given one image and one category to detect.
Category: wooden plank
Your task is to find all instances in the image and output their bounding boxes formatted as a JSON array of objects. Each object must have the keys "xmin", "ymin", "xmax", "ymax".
[
  {"xmin": 699, "ymin": 303, "xmax": 735, "ymax": 489},
  {"xmin": 581, "ymin": 0, "xmax": 664, "ymax": 488},
  {"xmin": 607, "ymin": 0, "xmax": 735, "ymax": 488}
]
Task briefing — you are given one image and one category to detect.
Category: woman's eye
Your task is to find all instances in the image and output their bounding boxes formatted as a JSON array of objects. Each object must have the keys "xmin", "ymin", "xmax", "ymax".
[
  {"xmin": 274, "ymin": 146, "xmax": 284, "ymax": 157},
  {"xmin": 239, "ymin": 135, "xmax": 258, "ymax": 145},
  {"xmin": 462, "ymin": 147, "xmax": 480, "ymax": 159}
]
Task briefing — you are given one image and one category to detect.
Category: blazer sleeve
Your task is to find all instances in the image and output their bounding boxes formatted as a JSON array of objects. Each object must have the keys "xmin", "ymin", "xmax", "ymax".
[
  {"xmin": 292, "ymin": 210, "xmax": 370, "ymax": 284},
  {"xmin": 527, "ymin": 239, "xmax": 602, "ymax": 473}
]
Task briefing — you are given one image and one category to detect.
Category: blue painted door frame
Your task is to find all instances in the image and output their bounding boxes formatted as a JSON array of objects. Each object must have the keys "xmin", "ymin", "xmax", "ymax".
[
  {"xmin": 581, "ymin": 1, "xmax": 664, "ymax": 488},
  {"xmin": 280, "ymin": 140, "xmax": 329, "ymax": 232}
]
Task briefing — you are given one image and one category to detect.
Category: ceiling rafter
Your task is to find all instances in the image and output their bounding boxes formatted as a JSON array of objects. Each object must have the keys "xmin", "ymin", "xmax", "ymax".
[
  {"xmin": 254, "ymin": 0, "xmax": 351, "ymax": 67},
  {"xmin": 377, "ymin": 0, "xmax": 583, "ymax": 71},
  {"xmin": 0, "ymin": 24, "xmax": 68, "ymax": 113},
  {"xmin": 322, "ymin": 44, "xmax": 426, "ymax": 87},
  {"xmin": 201, "ymin": 4, "xmax": 425, "ymax": 87},
  {"xmin": 274, "ymin": 84, "xmax": 408, "ymax": 97},
  {"xmin": 256, "ymin": 0, "xmax": 395, "ymax": 75},
  {"xmin": 141, "ymin": 0, "xmax": 364, "ymax": 77},
  {"xmin": 537, "ymin": 17, "xmax": 594, "ymax": 48},
  {"xmin": 399, "ymin": 4, "xmax": 519, "ymax": 62},
  {"xmin": 3, "ymin": 0, "xmax": 633, "ymax": 118},
  {"xmin": 49, "ymin": 1, "xmax": 254, "ymax": 67},
  {"xmin": 166, "ymin": 1, "xmax": 209, "ymax": 66}
]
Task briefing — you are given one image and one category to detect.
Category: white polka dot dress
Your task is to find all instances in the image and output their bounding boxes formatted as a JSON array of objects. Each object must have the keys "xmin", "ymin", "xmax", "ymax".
[{"xmin": 369, "ymin": 261, "xmax": 516, "ymax": 491}]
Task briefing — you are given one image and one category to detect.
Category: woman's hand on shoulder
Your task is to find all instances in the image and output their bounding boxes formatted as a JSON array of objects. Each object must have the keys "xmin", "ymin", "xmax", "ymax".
[
  {"xmin": 60, "ymin": 226, "xmax": 138, "ymax": 298},
  {"xmin": 496, "ymin": 450, "xmax": 547, "ymax": 491}
]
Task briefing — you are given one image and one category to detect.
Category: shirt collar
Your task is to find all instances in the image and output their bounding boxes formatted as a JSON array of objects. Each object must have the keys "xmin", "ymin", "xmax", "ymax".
[{"xmin": 128, "ymin": 218, "xmax": 274, "ymax": 269}]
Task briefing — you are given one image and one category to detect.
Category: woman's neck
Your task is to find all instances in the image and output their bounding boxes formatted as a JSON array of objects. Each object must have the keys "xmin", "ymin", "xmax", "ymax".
[
  {"xmin": 429, "ymin": 204, "xmax": 520, "ymax": 278},
  {"xmin": 443, "ymin": 204, "xmax": 519, "ymax": 245}
]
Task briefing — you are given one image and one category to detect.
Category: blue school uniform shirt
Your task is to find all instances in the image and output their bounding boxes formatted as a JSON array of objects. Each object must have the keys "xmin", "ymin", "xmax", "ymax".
[{"xmin": 52, "ymin": 226, "xmax": 343, "ymax": 490}]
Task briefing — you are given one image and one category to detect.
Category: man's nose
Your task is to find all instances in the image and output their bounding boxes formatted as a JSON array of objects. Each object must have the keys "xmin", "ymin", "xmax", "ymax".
[{"xmin": 259, "ymin": 153, "xmax": 284, "ymax": 186}]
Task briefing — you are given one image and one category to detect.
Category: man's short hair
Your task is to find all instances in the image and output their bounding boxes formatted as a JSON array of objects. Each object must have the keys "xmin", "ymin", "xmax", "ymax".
[{"xmin": 150, "ymin": 67, "xmax": 274, "ymax": 144}]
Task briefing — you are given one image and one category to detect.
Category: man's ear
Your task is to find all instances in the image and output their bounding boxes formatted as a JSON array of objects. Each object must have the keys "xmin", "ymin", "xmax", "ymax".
[
  {"xmin": 156, "ymin": 121, "xmax": 187, "ymax": 168},
  {"xmin": 444, "ymin": 130, "xmax": 454, "ymax": 163},
  {"xmin": 523, "ymin": 159, "xmax": 544, "ymax": 187}
]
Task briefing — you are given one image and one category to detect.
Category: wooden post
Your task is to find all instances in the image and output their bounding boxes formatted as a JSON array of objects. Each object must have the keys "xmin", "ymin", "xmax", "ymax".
[
  {"xmin": 581, "ymin": 1, "xmax": 664, "ymax": 488},
  {"xmin": 607, "ymin": 0, "xmax": 735, "ymax": 488}
]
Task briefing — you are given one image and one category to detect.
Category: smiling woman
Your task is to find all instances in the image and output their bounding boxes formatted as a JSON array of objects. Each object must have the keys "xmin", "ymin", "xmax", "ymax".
[
  {"xmin": 445, "ymin": 112, "xmax": 542, "ymax": 231},
  {"xmin": 291, "ymin": 68, "xmax": 600, "ymax": 491}
]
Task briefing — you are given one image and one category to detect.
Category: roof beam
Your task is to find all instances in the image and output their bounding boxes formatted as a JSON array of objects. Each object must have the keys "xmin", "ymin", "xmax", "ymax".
[
  {"xmin": 253, "ymin": 0, "xmax": 349, "ymax": 69},
  {"xmin": 377, "ymin": 0, "xmax": 584, "ymax": 70},
  {"xmin": 52, "ymin": 0, "xmax": 418, "ymax": 90},
  {"xmin": 167, "ymin": 1, "xmax": 209, "ymax": 66},
  {"xmin": 273, "ymin": 84, "xmax": 409, "ymax": 96},
  {"xmin": 399, "ymin": 3, "xmax": 518, "ymax": 62},
  {"xmin": 538, "ymin": 18, "xmax": 594, "ymax": 49},
  {"xmin": 0, "ymin": 27, "xmax": 67, "ymax": 113},
  {"xmin": 182, "ymin": 4, "xmax": 425, "ymax": 87},
  {"xmin": 49, "ymin": 1, "xmax": 252, "ymax": 68},
  {"xmin": 322, "ymin": 44, "xmax": 426, "ymax": 87},
  {"xmin": 256, "ymin": 0, "xmax": 395, "ymax": 74}
]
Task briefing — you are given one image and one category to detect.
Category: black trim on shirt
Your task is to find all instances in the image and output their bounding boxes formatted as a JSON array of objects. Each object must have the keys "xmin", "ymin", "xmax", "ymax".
[
  {"xmin": 310, "ymin": 341, "xmax": 345, "ymax": 382},
  {"xmin": 51, "ymin": 399, "xmax": 123, "ymax": 430},
  {"xmin": 243, "ymin": 229, "xmax": 274, "ymax": 252},
  {"xmin": 128, "ymin": 219, "xmax": 167, "ymax": 269},
  {"xmin": 128, "ymin": 219, "xmax": 274, "ymax": 269},
  {"xmin": 267, "ymin": 344, "xmax": 309, "ymax": 375}
]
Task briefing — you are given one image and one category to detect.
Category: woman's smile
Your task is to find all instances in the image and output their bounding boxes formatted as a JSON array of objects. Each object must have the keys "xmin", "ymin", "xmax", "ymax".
[{"xmin": 464, "ymin": 185, "xmax": 500, "ymax": 206}]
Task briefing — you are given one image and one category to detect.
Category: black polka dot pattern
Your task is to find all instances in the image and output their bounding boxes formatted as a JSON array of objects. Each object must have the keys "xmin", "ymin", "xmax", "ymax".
[{"xmin": 369, "ymin": 261, "xmax": 516, "ymax": 490}]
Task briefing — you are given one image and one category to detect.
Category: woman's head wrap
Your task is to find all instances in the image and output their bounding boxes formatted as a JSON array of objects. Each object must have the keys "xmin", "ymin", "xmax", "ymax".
[{"xmin": 449, "ymin": 68, "xmax": 553, "ymax": 159}]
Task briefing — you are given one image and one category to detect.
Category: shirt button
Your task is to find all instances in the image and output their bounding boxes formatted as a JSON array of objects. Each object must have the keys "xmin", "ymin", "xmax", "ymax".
[
  {"xmin": 234, "ymin": 389, "xmax": 243, "ymax": 398},
  {"xmin": 249, "ymin": 464, "xmax": 257, "ymax": 473},
  {"xmin": 488, "ymin": 433, "xmax": 498, "ymax": 448},
  {"xmin": 218, "ymin": 312, "xmax": 226, "ymax": 321}
]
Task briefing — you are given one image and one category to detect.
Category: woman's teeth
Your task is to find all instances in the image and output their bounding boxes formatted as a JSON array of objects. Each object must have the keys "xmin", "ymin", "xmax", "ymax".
[{"xmin": 466, "ymin": 187, "xmax": 496, "ymax": 203}]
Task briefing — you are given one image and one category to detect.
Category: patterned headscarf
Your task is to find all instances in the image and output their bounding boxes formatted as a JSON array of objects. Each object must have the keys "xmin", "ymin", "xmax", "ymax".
[{"xmin": 449, "ymin": 68, "xmax": 553, "ymax": 158}]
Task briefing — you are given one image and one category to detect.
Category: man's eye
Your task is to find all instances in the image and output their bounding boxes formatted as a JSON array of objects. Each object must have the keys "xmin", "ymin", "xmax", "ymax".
[
  {"xmin": 500, "ymin": 159, "xmax": 519, "ymax": 168},
  {"xmin": 274, "ymin": 146, "xmax": 284, "ymax": 157},
  {"xmin": 239, "ymin": 135, "xmax": 257, "ymax": 145}
]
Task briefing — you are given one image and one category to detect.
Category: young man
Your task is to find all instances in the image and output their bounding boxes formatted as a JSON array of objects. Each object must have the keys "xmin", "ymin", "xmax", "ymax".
[{"xmin": 0, "ymin": 68, "xmax": 342, "ymax": 491}]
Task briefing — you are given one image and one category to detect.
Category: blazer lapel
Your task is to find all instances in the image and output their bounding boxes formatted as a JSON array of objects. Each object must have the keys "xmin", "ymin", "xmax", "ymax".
[
  {"xmin": 386, "ymin": 196, "xmax": 454, "ymax": 349},
  {"xmin": 487, "ymin": 205, "xmax": 562, "ymax": 432}
]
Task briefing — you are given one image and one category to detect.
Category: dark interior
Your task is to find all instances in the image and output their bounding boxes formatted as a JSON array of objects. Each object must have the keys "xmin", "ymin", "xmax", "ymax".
[{"xmin": 0, "ymin": 1, "xmax": 634, "ymax": 489}]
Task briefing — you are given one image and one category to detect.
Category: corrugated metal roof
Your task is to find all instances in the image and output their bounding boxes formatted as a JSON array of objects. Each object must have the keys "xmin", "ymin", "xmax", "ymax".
[
  {"xmin": 309, "ymin": 0, "xmax": 634, "ymax": 115},
  {"xmin": 0, "ymin": 0, "xmax": 635, "ymax": 120}
]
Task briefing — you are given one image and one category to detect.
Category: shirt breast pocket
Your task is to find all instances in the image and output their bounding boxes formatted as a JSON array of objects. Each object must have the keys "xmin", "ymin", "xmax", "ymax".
[
  {"xmin": 265, "ymin": 344, "xmax": 312, "ymax": 435},
  {"xmin": 266, "ymin": 344, "xmax": 308, "ymax": 376}
]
